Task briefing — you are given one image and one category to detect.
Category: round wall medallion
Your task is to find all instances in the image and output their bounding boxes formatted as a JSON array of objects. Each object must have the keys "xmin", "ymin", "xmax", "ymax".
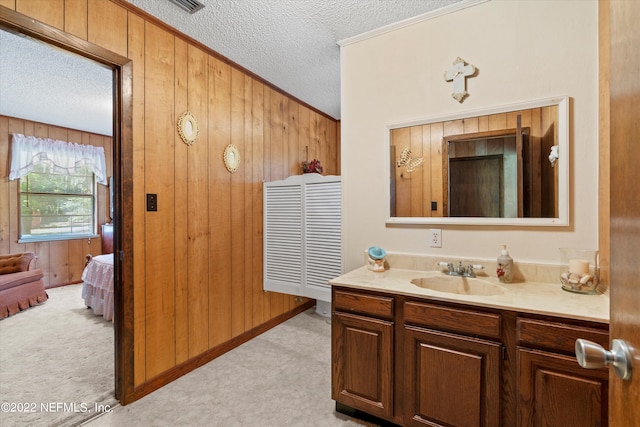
[
  {"xmin": 224, "ymin": 144, "xmax": 240, "ymax": 173},
  {"xmin": 177, "ymin": 112, "xmax": 199, "ymax": 146}
]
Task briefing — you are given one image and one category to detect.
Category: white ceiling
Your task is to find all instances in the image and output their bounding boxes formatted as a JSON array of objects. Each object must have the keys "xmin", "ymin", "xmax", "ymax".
[
  {"xmin": 0, "ymin": 0, "xmax": 468, "ymax": 136},
  {"xmin": 0, "ymin": 29, "xmax": 114, "ymax": 136}
]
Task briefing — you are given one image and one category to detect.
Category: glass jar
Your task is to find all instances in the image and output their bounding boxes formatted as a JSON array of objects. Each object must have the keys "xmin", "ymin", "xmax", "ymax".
[{"xmin": 559, "ymin": 248, "xmax": 599, "ymax": 294}]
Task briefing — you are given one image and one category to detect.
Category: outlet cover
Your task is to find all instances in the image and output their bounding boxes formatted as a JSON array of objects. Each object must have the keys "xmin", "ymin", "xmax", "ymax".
[{"xmin": 429, "ymin": 229, "xmax": 442, "ymax": 248}]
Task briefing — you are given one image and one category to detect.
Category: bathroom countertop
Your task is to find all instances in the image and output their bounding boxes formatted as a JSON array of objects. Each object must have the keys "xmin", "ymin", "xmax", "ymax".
[{"xmin": 329, "ymin": 266, "xmax": 609, "ymax": 324}]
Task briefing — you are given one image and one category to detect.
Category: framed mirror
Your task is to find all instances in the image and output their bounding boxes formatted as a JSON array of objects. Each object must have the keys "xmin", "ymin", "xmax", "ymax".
[{"xmin": 386, "ymin": 96, "xmax": 569, "ymax": 226}]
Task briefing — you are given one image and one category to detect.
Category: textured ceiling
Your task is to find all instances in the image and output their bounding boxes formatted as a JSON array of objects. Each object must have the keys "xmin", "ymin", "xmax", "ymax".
[
  {"xmin": 0, "ymin": 0, "xmax": 467, "ymax": 137},
  {"xmin": 127, "ymin": 0, "xmax": 464, "ymax": 119},
  {"xmin": 0, "ymin": 29, "xmax": 113, "ymax": 136}
]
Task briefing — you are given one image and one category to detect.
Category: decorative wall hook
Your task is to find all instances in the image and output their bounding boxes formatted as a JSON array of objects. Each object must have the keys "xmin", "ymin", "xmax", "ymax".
[{"xmin": 548, "ymin": 145, "xmax": 559, "ymax": 167}]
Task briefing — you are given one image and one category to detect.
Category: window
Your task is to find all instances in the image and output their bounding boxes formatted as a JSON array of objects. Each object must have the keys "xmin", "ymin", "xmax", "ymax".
[
  {"xmin": 9, "ymin": 133, "xmax": 107, "ymax": 242},
  {"xmin": 20, "ymin": 163, "xmax": 96, "ymax": 241}
]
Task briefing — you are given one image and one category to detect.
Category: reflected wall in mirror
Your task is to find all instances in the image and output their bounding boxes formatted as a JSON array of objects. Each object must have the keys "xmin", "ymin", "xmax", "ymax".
[{"xmin": 387, "ymin": 96, "xmax": 568, "ymax": 226}]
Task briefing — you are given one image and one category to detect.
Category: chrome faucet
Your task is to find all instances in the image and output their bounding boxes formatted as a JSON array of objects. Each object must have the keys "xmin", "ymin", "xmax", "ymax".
[
  {"xmin": 438, "ymin": 261, "xmax": 485, "ymax": 278},
  {"xmin": 465, "ymin": 263, "xmax": 485, "ymax": 278},
  {"xmin": 438, "ymin": 261, "xmax": 454, "ymax": 274}
]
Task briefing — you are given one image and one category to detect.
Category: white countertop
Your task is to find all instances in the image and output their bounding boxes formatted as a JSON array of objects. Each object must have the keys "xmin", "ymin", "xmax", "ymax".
[{"xmin": 329, "ymin": 266, "xmax": 609, "ymax": 324}]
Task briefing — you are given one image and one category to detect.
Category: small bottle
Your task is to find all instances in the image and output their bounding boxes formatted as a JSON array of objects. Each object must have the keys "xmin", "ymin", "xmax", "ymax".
[{"xmin": 497, "ymin": 244, "xmax": 513, "ymax": 283}]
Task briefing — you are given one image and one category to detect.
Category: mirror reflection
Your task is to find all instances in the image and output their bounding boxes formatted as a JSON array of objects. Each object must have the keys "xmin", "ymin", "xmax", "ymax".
[{"xmin": 388, "ymin": 97, "xmax": 567, "ymax": 225}]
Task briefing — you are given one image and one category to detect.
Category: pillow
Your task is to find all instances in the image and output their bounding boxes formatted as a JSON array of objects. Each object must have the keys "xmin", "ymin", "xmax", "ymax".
[{"xmin": 0, "ymin": 253, "xmax": 34, "ymax": 275}]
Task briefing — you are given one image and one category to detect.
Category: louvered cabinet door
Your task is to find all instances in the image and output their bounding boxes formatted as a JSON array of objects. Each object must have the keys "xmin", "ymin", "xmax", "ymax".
[
  {"xmin": 263, "ymin": 175, "xmax": 342, "ymax": 301},
  {"xmin": 304, "ymin": 180, "xmax": 342, "ymax": 301},
  {"xmin": 263, "ymin": 184, "xmax": 304, "ymax": 295}
]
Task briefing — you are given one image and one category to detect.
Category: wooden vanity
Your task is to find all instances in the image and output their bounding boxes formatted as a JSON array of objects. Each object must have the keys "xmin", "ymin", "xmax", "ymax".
[{"xmin": 330, "ymin": 268, "xmax": 609, "ymax": 427}]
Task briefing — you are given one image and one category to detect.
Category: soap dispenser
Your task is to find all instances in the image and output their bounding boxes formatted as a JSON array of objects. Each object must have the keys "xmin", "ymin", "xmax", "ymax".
[{"xmin": 497, "ymin": 244, "xmax": 513, "ymax": 283}]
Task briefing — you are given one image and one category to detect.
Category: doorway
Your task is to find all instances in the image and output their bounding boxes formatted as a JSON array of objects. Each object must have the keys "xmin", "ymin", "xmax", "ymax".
[
  {"xmin": 449, "ymin": 155, "xmax": 503, "ymax": 217},
  {"xmin": 0, "ymin": 6, "xmax": 134, "ymax": 405},
  {"xmin": 0, "ymin": 26, "xmax": 115, "ymax": 420}
]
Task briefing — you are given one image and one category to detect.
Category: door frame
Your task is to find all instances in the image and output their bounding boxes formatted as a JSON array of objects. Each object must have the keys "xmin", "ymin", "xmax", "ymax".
[{"xmin": 0, "ymin": 6, "xmax": 135, "ymax": 404}]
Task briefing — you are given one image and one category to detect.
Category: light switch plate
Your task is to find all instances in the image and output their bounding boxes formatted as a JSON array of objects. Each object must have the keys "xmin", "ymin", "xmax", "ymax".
[{"xmin": 146, "ymin": 193, "xmax": 158, "ymax": 212}]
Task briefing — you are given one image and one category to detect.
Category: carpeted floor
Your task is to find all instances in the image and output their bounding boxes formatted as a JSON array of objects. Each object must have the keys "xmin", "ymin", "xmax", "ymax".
[
  {"xmin": 1, "ymin": 285, "xmax": 380, "ymax": 427},
  {"xmin": 83, "ymin": 308, "xmax": 380, "ymax": 427},
  {"xmin": 0, "ymin": 283, "xmax": 116, "ymax": 427}
]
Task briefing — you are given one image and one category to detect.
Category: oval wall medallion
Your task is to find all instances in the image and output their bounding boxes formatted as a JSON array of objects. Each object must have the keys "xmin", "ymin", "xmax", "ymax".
[
  {"xmin": 177, "ymin": 112, "xmax": 199, "ymax": 146},
  {"xmin": 224, "ymin": 144, "xmax": 240, "ymax": 173}
]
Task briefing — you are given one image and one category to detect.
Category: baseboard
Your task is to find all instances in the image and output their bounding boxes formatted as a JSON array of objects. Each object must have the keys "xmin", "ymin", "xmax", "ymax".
[
  {"xmin": 45, "ymin": 280, "xmax": 83, "ymax": 290},
  {"xmin": 131, "ymin": 299, "xmax": 315, "ymax": 402}
]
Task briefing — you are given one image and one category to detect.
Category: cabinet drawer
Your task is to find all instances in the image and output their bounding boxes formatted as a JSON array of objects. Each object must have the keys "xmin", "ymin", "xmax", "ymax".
[
  {"xmin": 334, "ymin": 289, "xmax": 394, "ymax": 319},
  {"xmin": 517, "ymin": 317, "xmax": 609, "ymax": 354},
  {"xmin": 404, "ymin": 301, "xmax": 501, "ymax": 339}
]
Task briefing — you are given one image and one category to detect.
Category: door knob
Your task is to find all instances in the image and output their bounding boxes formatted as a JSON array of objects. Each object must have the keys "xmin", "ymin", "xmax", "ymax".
[{"xmin": 575, "ymin": 338, "xmax": 632, "ymax": 381}]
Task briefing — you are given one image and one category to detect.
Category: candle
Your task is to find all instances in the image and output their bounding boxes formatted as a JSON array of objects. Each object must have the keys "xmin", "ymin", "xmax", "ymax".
[{"xmin": 569, "ymin": 259, "xmax": 589, "ymax": 275}]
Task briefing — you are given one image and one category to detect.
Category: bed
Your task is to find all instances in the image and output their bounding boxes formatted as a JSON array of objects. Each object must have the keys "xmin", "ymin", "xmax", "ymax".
[{"xmin": 81, "ymin": 223, "xmax": 114, "ymax": 321}]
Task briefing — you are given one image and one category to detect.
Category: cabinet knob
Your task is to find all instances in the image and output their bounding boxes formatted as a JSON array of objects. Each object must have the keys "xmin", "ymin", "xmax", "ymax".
[{"xmin": 575, "ymin": 338, "xmax": 632, "ymax": 380}]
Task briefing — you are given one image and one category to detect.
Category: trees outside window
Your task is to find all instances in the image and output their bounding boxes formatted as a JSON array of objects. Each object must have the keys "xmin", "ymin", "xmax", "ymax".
[{"xmin": 20, "ymin": 162, "xmax": 95, "ymax": 240}]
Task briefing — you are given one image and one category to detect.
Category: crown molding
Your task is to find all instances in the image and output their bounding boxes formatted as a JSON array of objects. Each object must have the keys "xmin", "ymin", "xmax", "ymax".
[{"xmin": 337, "ymin": 0, "xmax": 490, "ymax": 47}]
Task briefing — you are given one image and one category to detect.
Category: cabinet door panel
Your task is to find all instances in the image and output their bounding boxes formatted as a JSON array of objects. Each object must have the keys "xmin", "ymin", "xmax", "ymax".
[
  {"xmin": 332, "ymin": 312, "xmax": 394, "ymax": 419},
  {"xmin": 518, "ymin": 348, "xmax": 608, "ymax": 427},
  {"xmin": 405, "ymin": 326, "xmax": 502, "ymax": 427}
]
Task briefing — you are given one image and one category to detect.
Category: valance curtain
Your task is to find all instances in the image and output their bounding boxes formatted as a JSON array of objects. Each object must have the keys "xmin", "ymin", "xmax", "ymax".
[{"xmin": 9, "ymin": 133, "xmax": 107, "ymax": 185}]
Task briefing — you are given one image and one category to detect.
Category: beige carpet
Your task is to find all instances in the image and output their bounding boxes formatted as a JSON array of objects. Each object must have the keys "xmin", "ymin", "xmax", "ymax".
[
  {"xmin": 83, "ymin": 308, "xmax": 381, "ymax": 427},
  {"xmin": 0, "ymin": 283, "xmax": 116, "ymax": 427},
  {"xmin": 1, "ymin": 285, "xmax": 380, "ymax": 426}
]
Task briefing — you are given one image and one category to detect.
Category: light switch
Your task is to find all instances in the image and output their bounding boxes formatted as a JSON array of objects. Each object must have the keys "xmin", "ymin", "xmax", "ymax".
[{"xmin": 147, "ymin": 194, "xmax": 157, "ymax": 211}]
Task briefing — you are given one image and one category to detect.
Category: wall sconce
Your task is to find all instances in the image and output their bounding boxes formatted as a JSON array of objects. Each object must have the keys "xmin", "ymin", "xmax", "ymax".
[{"xmin": 397, "ymin": 147, "xmax": 424, "ymax": 177}]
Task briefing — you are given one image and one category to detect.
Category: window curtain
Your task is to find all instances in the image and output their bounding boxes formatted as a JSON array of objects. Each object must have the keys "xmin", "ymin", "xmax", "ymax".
[{"xmin": 9, "ymin": 133, "xmax": 107, "ymax": 185}]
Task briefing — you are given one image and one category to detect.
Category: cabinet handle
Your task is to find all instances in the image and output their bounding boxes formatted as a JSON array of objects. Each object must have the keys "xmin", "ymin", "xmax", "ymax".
[{"xmin": 575, "ymin": 338, "xmax": 632, "ymax": 380}]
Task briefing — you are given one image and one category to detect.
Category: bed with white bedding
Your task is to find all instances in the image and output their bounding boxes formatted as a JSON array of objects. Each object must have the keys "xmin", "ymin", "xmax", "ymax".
[
  {"xmin": 81, "ymin": 253, "xmax": 114, "ymax": 320},
  {"xmin": 81, "ymin": 223, "xmax": 114, "ymax": 320}
]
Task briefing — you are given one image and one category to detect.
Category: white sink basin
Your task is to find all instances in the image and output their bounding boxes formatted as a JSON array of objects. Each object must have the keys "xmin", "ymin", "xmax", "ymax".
[{"xmin": 411, "ymin": 275, "xmax": 505, "ymax": 296}]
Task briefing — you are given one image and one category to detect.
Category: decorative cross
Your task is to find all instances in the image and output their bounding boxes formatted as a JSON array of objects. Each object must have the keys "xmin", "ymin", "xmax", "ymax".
[{"xmin": 444, "ymin": 57, "xmax": 476, "ymax": 103}]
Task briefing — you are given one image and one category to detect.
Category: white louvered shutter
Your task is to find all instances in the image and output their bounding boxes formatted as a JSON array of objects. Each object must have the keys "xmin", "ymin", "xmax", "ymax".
[
  {"xmin": 304, "ymin": 180, "xmax": 342, "ymax": 300},
  {"xmin": 263, "ymin": 175, "xmax": 342, "ymax": 302},
  {"xmin": 264, "ymin": 184, "xmax": 303, "ymax": 295}
]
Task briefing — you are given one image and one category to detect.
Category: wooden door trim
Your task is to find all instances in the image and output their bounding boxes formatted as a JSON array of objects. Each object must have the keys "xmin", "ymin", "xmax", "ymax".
[{"xmin": 0, "ymin": 5, "xmax": 135, "ymax": 404}]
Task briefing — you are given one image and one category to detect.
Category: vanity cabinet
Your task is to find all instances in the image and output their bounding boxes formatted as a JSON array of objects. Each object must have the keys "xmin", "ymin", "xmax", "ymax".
[
  {"xmin": 331, "ymin": 285, "xmax": 610, "ymax": 427},
  {"xmin": 331, "ymin": 289, "xmax": 395, "ymax": 420},
  {"xmin": 403, "ymin": 301, "xmax": 502, "ymax": 427},
  {"xmin": 516, "ymin": 317, "xmax": 610, "ymax": 427}
]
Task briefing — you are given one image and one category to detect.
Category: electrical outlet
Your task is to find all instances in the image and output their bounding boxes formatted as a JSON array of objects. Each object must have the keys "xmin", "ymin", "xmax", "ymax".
[{"xmin": 429, "ymin": 229, "xmax": 442, "ymax": 248}]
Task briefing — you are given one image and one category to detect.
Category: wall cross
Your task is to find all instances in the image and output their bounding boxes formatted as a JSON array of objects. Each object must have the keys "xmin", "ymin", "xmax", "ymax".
[{"xmin": 444, "ymin": 57, "xmax": 476, "ymax": 103}]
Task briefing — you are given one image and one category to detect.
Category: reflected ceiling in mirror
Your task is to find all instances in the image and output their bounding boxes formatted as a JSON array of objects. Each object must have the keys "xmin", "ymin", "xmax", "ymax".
[{"xmin": 386, "ymin": 96, "xmax": 569, "ymax": 226}]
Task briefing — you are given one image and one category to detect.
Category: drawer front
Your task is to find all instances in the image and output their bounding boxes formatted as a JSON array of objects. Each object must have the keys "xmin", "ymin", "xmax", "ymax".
[
  {"xmin": 333, "ymin": 289, "xmax": 394, "ymax": 319},
  {"xmin": 517, "ymin": 317, "xmax": 609, "ymax": 354},
  {"xmin": 404, "ymin": 301, "xmax": 501, "ymax": 339}
]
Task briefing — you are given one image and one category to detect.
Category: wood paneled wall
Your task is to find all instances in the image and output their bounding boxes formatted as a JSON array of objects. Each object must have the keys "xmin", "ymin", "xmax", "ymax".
[
  {"xmin": 0, "ymin": 115, "xmax": 112, "ymax": 287},
  {"xmin": 0, "ymin": 0, "xmax": 339, "ymax": 395},
  {"xmin": 391, "ymin": 106, "xmax": 556, "ymax": 218}
]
